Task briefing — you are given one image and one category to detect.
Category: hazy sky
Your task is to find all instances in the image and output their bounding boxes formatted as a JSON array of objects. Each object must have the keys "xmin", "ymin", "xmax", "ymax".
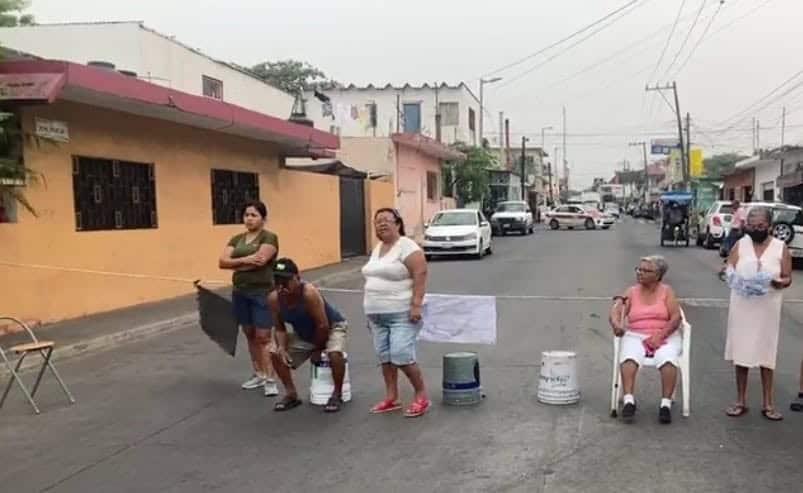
[{"xmin": 26, "ymin": 0, "xmax": 801, "ymax": 187}]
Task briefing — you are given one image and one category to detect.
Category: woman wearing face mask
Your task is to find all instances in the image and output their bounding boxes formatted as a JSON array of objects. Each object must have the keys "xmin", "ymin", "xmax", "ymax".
[{"xmin": 723, "ymin": 207, "xmax": 792, "ymax": 421}]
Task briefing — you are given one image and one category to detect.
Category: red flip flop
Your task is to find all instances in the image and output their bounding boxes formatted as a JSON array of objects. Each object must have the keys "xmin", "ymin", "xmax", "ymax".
[
  {"xmin": 370, "ymin": 399, "xmax": 401, "ymax": 414},
  {"xmin": 404, "ymin": 398, "xmax": 431, "ymax": 418}
]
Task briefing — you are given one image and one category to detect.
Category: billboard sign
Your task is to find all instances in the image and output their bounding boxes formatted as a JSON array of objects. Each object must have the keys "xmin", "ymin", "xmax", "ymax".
[{"xmin": 651, "ymin": 138, "xmax": 680, "ymax": 155}]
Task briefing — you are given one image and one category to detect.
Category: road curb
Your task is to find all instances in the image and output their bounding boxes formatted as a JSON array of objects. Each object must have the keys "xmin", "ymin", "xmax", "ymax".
[{"xmin": 1, "ymin": 313, "xmax": 199, "ymax": 376}]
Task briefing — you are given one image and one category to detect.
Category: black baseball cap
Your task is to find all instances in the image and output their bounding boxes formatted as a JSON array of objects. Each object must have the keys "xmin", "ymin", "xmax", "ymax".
[{"xmin": 274, "ymin": 258, "xmax": 299, "ymax": 279}]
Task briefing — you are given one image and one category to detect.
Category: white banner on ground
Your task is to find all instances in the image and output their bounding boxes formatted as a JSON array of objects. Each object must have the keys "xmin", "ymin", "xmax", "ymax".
[{"xmin": 420, "ymin": 294, "xmax": 497, "ymax": 345}]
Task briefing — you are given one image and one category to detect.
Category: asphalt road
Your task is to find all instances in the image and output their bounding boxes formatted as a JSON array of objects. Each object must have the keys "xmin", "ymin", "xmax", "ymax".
[{"xmin": 2, "ymin": 218, "xmax": 802, "ymax": 492}]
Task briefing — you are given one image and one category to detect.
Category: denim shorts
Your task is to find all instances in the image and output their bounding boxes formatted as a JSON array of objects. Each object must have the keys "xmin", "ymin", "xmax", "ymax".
[
  {"xmin": 367, "ymin": 311, "xmax": 421, "ymax": 366},
  {"xmin": 232, "ymin": 290, "xmax": 272, "ymax": 329}
]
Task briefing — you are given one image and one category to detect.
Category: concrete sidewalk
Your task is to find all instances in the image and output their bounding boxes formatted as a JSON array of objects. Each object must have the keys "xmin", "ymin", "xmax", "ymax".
[{"xmin": 1, "ymin": 256, "xmax": 367, "ymax": 374}]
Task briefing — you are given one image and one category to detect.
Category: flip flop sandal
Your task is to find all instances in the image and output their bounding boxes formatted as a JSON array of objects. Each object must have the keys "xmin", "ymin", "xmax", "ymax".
[
  {"xmin": 761, "ymin": 408, "xmax": 784, "ymax": 421},
  {"xmin": 274, "ymin": 396, "xmax": 302, "ymax": 412},
  {"xmin": 370, "ymin": 399, "xmax": 402, "ymax": 414},
  {"xmin": 404, "ymin": 398, "xmax": 431, "ymax": 418},
  {"xmin": 725, "ymin": 404, "xmax": 749, "ymax": 417},
  {"xmin": 324, "ymin": 395, "xmax": 343, "ymax": 413}
]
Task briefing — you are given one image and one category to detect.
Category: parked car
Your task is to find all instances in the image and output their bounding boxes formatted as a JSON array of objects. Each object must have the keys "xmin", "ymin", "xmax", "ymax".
[
  {"xmin": 717, "ymin": 202, "xmax": 803, "ymax": 260},
  {"xmin": 544, "ymin": 204, "xmax": 614, "ymax": 230},
  {"xmin": 696, "ymin": 200, "xmax": 734, "ymax": 249},
  {"xmin": 604, "ymin": 204, "xmax": 621, "ymax": 219},
  {"xmin": 490, "ymin": 200, "xmax": 534, "ymax": 236},
  {"xmin": 423, "ymin": 209, "xmax": 493, "ymax": 259}
]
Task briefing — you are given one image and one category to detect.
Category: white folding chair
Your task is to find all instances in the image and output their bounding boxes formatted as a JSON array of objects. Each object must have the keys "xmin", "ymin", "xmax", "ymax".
[
  {"xmin": 609, "ymin": 308, "xmax": 692, "ymax": 418},
  {"xmin": 0, "ymin": 317, "xmax": 75, "ymax": 415}
]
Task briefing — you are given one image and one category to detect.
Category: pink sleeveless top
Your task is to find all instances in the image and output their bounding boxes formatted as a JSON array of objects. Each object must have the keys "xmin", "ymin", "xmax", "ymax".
[{"xmin": 628, "ymin": 284, "xmax": 670, "ymax": 336}]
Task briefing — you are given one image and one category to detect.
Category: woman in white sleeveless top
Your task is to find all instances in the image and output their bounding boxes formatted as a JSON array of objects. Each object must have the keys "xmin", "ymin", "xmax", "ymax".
[{"xmin": 724, "ymin": 207, "xmax": 792, "ymax": 421}]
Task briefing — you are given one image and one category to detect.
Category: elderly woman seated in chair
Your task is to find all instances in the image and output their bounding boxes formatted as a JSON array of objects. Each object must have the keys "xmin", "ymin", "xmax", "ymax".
[{"xmin": 610, "ymin": 255, "xmax": 682, "ymax": 424}]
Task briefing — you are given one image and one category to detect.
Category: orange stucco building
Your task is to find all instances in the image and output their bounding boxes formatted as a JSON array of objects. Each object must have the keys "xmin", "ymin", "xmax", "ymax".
[{"xmin": 0, "ymin": 60, "xmax": 393, "ymax": 324}]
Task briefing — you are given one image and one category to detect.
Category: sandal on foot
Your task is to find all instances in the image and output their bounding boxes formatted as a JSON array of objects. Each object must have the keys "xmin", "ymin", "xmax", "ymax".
[
  {"xmin": 404, "ymin": 398, "xmax": 431, "ymax": 418},
  {"xmin": 370, "ymin": 399, "xmax": 401, "ymax": 414},
  {"xmin": 274, "ymin": 396, "xmax": 302, "ymax": 412},
  {"xmin": 725, "ymin": 404, "xmax": 749, "ymax": 417},
  {"xmin": 761, "ymin": 408, "xmax": 784, "ymax": 421},
  {"xmin": 324, "ymin": 395, "xmax": 343, "ymax": 413}
]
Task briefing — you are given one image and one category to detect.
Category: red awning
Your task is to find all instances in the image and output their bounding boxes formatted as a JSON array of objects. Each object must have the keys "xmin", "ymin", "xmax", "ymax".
[
  {"xmin": 0, "ymin": 60, "xmax": 338, "ymax": 157},
  {"xmin": 391, "ymin": 133, "xmax": 465, "ymax": 161}
]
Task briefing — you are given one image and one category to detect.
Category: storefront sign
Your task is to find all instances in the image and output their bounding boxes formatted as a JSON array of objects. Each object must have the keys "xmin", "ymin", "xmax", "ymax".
[{"xmin": 35, "ymin": 117, "xmax": 69, "ymax": 142}]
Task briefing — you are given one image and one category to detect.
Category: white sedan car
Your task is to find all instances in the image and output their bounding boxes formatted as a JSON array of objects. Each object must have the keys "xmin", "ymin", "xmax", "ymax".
[
  {"xmin": 423, "ymin": 209, "xmax": 493, "ymax": 259},
  {"xmin": 545, "ymin": 205, "xmax": 614, "ymax": 230}
]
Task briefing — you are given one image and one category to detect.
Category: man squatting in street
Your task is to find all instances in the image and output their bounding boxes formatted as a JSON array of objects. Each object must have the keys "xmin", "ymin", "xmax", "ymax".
[{"xmin": 268, "ymin": 258, "xmax": 349, "ymax": 413}]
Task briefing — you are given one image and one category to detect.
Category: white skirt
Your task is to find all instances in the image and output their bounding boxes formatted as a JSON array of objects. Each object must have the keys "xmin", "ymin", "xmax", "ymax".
[{"xmin": 620, "ymin": 331, "xmax": 682, "ymax": 369}]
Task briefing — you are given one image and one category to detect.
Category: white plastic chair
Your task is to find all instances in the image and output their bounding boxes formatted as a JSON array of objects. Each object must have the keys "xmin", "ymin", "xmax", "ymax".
[{"xmin": 609, "ymin": 307, "xmax": 691, "ymax": 418}]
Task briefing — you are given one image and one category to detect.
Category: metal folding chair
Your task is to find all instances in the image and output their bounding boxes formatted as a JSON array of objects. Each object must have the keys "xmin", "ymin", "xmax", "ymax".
[
  {"xmin": 0, "ymin": 317, "xmax": 75, "ymax": 415},
  {"xmin": 609, "ymin": 307, "xmax": 692, "ymax": 418}
]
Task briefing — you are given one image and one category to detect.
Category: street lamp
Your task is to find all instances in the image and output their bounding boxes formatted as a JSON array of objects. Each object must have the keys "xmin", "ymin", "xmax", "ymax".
[{"xmin": 479, "ymin": 77, "xmax": 503, "ymax": 145}]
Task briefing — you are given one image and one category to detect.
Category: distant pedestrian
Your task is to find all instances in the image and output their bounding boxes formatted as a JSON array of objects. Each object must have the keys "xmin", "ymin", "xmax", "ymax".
[
  {"xmin": 218, "ymin": 200, "xmax": 279, "ymax": 396},
  {"xmin": 792, "ymin": 360, "xmax": 803, "ymax": 412},
  {"xmin": 723, "ymin": 199, "xmax": 746, "ymax": 256},
  {"xmin": 610, "ymin": 255, "xmax": 682, "ymax": 424},
  {"xmin": 268, "ymin": 258, "xmax": 348, "ymax": 413},
  {"xmin": 724, "ymin": 207, "xmax": 792, "ymax": 421},
  {"xmin": 363, "ymin": 208, "xmax": 430, "ymax": 418}
]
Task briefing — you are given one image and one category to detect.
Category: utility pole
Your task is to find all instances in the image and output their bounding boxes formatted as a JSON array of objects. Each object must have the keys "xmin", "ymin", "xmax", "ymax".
[
  {"xmin": 479, "ymin": 77, "xmax": 503, "ymax": 145},
  {"xmin": 752, "ymin": 116, "xmax": 756, "ymax": 154},
  {"xmin": 686, "ymin": 113, "xmax": 691, "ymax": 181},
  {"xmin": 434, "ymin": 82, "xmax": 441, "ymax": 143},
  {"xmin": 756, "ymin": 118, "xmax": 761, "ymax": 153},
  {"xmin": 646, "ymin": 82, "xmax": 687, "ymax": 190},
  {"xmin": 547, "ymin": 161, "xmax": 554, "ymax": 206},
  {"xmin": 521, "ymin": 136, "xmax": 529, "ymax": 201},
  {"xmin": 629, "ymin": 141, "xmax": 648, "ymax": 202},
  {"xmin": 781, "ymin": 106, "xmax": 787, "ymax": 147},
  {"xmin": 562, "ymin": 106, "xmax": 568, "ymax": 192}
]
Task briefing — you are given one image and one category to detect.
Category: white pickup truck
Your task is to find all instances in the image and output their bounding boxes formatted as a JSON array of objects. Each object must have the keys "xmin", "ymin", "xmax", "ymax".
[{"xmin": 490, "ymin": 200, "xmax": 534, "ymax": 236}]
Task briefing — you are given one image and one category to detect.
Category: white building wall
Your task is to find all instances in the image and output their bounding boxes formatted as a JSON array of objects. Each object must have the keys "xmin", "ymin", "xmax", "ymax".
[
  {"xmin": 753, "ymin": 159, "xmax": 781, "ymax": 201},
  {"xmin": 0, "ymin": 23, "xmax": 294, "ymax": 117},
  {"xmin": 305, "ymin": 85, "xmax": 480, "ymax": 145}
]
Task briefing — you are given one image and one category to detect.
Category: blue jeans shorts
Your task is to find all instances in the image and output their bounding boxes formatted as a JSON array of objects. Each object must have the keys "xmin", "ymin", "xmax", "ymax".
[
  {"xmin": 232, "ymin": 290, "xmax": 273, "ymax": 329},
  {"xmin": 367, "ymin": 311, "xmax": 421, "ymax": 366}
]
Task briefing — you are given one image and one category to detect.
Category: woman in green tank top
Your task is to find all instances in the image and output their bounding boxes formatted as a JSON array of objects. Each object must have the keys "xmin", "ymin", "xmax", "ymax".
[{"xmin": 219, "ymin": 200, "xmax": 280, "ymax": 396}]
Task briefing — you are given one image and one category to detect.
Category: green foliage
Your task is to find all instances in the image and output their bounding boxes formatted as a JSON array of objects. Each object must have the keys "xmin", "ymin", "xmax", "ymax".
[
  {"xmin": 444, "ymin": 144, "xmax": 496, "ymax": 205},
  {"xmin": 250, "ymin": 59, "xmax": 335, "ymax": 95},
  {"xmin": 0, "ymin": 0, "xmax": 34, "ymax": 27},
  {"xmin": 0, "ymin": 112, "xmax": 42, "ymax": 217},
  {"xmin": 703, "ymin": 153, "xmax": 747, "ymax": 179}
]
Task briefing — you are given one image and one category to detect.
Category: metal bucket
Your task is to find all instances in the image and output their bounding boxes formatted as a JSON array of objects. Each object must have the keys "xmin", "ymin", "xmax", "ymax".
[
  {"xmin": 310, "ymin": 352, "xmax": 352, "ymax": 405},
  {"xmin": 537, "ymin": 350, "xmax": 580, "ymax": 405},
  {"xmin": 442, "ymin": 352, "xmax": 482, "ymax": 406}
]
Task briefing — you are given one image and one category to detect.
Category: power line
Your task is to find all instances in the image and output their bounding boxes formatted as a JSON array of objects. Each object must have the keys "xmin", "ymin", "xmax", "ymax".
[
  {"xmin": 662, "ymin": 0, "xmax": 708, "ymax": 79},
  {"xmin": 480, "ymin": 0, "xmax": 642, "ymax": 79},
  {"xmin": 492, "ymin": 0, "xmax": 650, "ymax": 91},
  {"xmin": 671, "ymin": 0, "xmax": 725, "ymax": 77},
  {"xmin": 717, "ymin": 69, "xmax": 803, "ymax": 129},
  {"xmin": 647, "ymin": 0, "xmax": 689, "ymax": 84}
]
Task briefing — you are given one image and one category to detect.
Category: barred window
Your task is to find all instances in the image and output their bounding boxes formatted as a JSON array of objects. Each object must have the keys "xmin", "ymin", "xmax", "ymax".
[
  {"xmin": 211, "ymin": 169, "xmax": 259, "ymax": 225},
  {"xmin": 72, "ymin": 156, "xmax": 157, "ymax": 231}
]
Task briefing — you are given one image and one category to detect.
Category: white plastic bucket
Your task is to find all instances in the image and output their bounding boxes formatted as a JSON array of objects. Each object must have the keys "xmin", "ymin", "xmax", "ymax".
[
  {"xmin": 537, "ymin": 350, "xmax": 580, "ymax": 405},
  {"xmin": 310, "ymin": 352, "xmax": 352, "ymax": 405}
]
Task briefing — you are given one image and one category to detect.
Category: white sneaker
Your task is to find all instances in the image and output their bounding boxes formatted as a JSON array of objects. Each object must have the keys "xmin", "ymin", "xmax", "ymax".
[
  {"xmin": 264, "ymin": 380, "xmax": 279, "ymax": 397},
  {"xmin": 241, "ymin": 375, "xmax": 266, "ymax": 390}
]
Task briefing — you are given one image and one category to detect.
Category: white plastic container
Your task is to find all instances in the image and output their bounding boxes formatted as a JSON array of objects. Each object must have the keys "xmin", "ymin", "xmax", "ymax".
[
  {"xmin": 537, "ymin": 350, "xmax": 580, "ymax": 405},
  {"xmin": 310, "ymin": 352, "xmax": 352, "ymax": 405}
]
